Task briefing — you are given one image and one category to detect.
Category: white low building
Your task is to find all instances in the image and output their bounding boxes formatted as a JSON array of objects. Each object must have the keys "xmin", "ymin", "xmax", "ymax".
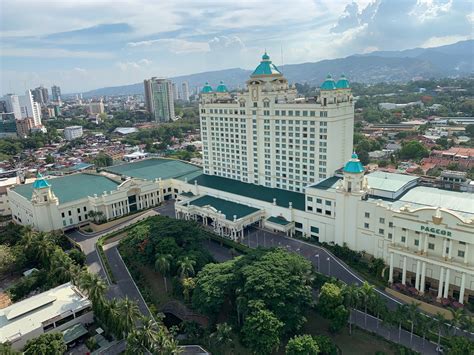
[
  {"xmin": 64, "ymin": 125, "xmax": 83, "ymax": 141},
  {"xmin": 0, "ymin": 282, "xmax": 93, "ymax": 350},
  {"xmin": 7, "ymin": 157, "xmax": 474, "ymax": 305}
]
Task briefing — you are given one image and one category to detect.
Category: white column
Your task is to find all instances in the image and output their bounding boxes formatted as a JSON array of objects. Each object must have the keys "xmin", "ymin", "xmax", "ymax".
[
  {"xmin": 459, "ymin": 273, "xmax": 466, "ymax": 304},
  {"xmin": 443, "ymin": 268, "xmax": 450, "ymax": 299},
  {"xmin": 419, "ymin": 262, "xmax": 426, "ymax": 294},
  {"xmin": 389, "ymin": 252, "xmax": 394, "ymax": 283},
  {"xmin": 423, "ymin": 234, "xmax": 428, "ymax": 255},
  {"xmin": 415, "ymin": 260, "xmax": 421, "ymax": 290},
  {"xmin": 402, "ymin": 256, "xmax": 407, "ymax": 285},
  {"xmin": 417, "ymin": 236, "xmax": 423, "ymax": 253},
  {"xmin": 448, "ymin": 240, "xmax": 453, "ymax": 260},
  {"xmin": 442, "ymin": 238, "xmax": 447, "ymax": 258},
  {"xmin": 404, "ymin": 229, "xmax": 408, "ymax": 248},
  {"xmin": 464, "ymin": 244, "xmax": 469, "ymax": 264},
  {"xmin": 437, "ymin": 267, "xmax": 445, "ymax": 299}
]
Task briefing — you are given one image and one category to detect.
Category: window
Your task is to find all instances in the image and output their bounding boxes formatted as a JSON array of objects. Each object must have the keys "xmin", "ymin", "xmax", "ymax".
[
  {"xmin": 428, "ymin": 243, "xmax": 435, "ymax": 250},
  {"xmin": 388, "ymin": 233, "xmax": 393, "ymax": 239},
  {"xmin": 307, "ymin": 196, "xmax": 313, "ymax": 202},
  {"xmin": 68, "ymin": 210, "xmax": 72, "ymax": 216},
  {"xmin": 295, "ymin": 222, "xmax": 303, "ymax": 229},
  {"xmin": 316, "ymin": 198, "xmax": 322, "ymax": 204},
  {"xmin": 379, "ymin": 218, "xmax": 385, "ymax": 224},
  {"xmin": 364, "ymin": 223, "xmax": 369, "ymax": 229},
  {"xmin": 401, "ymin": 236, "xmax": 406, "ymax": 243},
  {"xmin": 458, "ymin": 250, "xmax": 465, "ymax": 258},
  {"xmin": 325, "ymin": 200, "xmax": 331, "ymax": 206},
  {"xmin": 414, "ymin": 239, "xmax": 419, "ymax": 246},
  {"xmin": 379, "ymin": 229, "xmax": 384, "ymax": 235},
  {"xmin": 388, "ymin": 222, "xmax": 393, "ymax": 227},
  {"xmin": 365, "ymin": 212, "xmax": 370, "ymax": 218},
  {"xmin": 311, "ymin": 226, "xmax": 319, "ymax": 234},
  {"xmin": 61, "ymin": 212, "xmax": 65, "ymax": 218}
]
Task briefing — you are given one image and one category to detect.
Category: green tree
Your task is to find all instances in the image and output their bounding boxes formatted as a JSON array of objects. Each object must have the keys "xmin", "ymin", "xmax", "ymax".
[
  {"xmin": 434, "ymin": 312, "xmax": 447, "ymax": 351},
  {"xmin": 178, "ymin": 256, "xmax": 196, "ymax": 278},
  {"xmin": 0, "ymin": 342, "xmax": 19, "ymax": 354},
  {"xmin": 313, "ymin": 335, "xmax": 337, "ymax": 355},
  {"xmin": 92, "ymin": 153, "xmax": 113, "ymax": 167},
  {"xmin": 192, "ymin": 260, "xmax": 236, "ymax": 317},
  {"xmin": 242, "ymin": 308, "xmax": 283, "ymax": 355},
  {"xmin": 182, "ymin": 277, "xmax": 195, "ymax": 302},
  {"xmin": 399, "ymin": 140, "xmax": 429, "ymax": 160},
  {"xmin": 406, "ymin": 302, "xmax": 421, "ymax": 346},
  {"xmin": 360, "ymin": 281, "xmax": 376, "ymax": 327},
  {"xmin": 318, "ymin": 282, "xmax": 344, "ymax": 318},
  {"xmin": 155, "ymin": 253, "xmax": 172, "ymax": 293},
  {"xmin": 447, "ymin": 335, "xmax": 474, "ymax": 355},
  {"xmin": 115, "ymin": 297, "xmax": 141, "ymax": 335},
  {"xmin": 448, "ymin": 307, "xmax": 466, "ymax": 336},
  {"xmin": 78, "ymin": 271, "xmax": 107, "ymax": 306},
  {"xmin": 342, "ymin": 284, "xmax": 360, "ymax": 335},
  {"xmin": 286, "ymin": 334, "xmax": 320, "ymax": 355},
  {"xmin": 210, "ymin": 322, "xmax": 233, "ymax": 353},
  {"xmin": 0, "ymin": 245, "xmax": 17, "ymax": 275},
  {"xmin": 24, "ymin": 333, "xmax": 67, "ymax": 355}
]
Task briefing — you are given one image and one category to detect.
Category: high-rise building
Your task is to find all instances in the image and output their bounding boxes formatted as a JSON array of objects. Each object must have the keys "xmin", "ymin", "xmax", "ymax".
[
  {"xmin": 64, "ymin": 126, "xmax": 83, "ymax": 140},
  {"xmin": 51, "ymin": 85, "xmax": 61, "ymax": 102},
  {"xmin": 199, "ymin": 52, "xmax": 354, "ymax": 192},
  {"xmin": 20, "ymin": 90, "xmax": 42, "ymax": 126},
  {"xmin": 16, "ymin": 117, "xmax": 34, "ymax": 137},
  {"xmin": 172, "ymin": 82, "xmax": 179, "ymax": 101},
  {"xmin": 143, "ymin": 78, "xmax": 175, "ymax": 122},
  {"xmin": 88, "ymin": 100, "xmax": 105, "ymax": 115},
  {"xmin": 181, "ymin": 82, "xmax": 190, "ymax": 102},
  {"xmin": 4, "ymin": 94, "xmax": 22, "ymax": 120},
  {"xmin": 32, "ymin": 86, "xmax": 49, "ymax": 106}
]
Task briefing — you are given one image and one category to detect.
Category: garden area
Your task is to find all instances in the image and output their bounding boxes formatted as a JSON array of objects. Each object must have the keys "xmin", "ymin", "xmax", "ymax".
[{"xmin": 116, "ymin": 216, "xmax": 474, "ymax": 354}]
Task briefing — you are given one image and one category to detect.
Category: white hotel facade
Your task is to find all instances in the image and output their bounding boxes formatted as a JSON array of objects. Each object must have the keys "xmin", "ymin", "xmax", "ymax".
[{"xmin": 7, "ymin": 53, "xmax": 474, "ymax": 305}]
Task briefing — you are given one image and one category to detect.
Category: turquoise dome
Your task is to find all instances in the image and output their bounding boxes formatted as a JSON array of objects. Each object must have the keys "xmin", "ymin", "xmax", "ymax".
[
  {"xmin": 320, "ymin": 74, "xmax": 337, "ymax": 90},
  {"xmin": 343, "ymin": 153, "xmax": 365, "ymax": 174},
  {"xmin": 336, "ymin": 74, "xmax": 350, "ymax": 89},
  {"xmin": 251, "ymin": 52, "xmax": 282, "ymax": 76},
  {"xmin": 201, "ymin": 82, "xmax": 213, "ymax": 93},
  {"xmin": 33, "ymin": 172, "xmax": 50, "ymax": 189},
  {"xmin": 216, "ymin": 81, "xmax": 228, "ymax": 93}
]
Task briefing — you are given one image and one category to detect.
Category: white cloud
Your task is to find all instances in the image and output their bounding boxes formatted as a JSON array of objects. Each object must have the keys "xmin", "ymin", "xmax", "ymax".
[
  {"xmin": 421, "ymin": 35, "xmax": 471, "ymax": 48},
  {"xmin": 409, "ymin": 0, "xmax": 453, "ymax": 22},
  {"xmin": 208, "ymin": 36, "xmax": 245, "ymax": 51},
  {"xmin": 116, "ymin": 58, "xmax": 153, "ymax": 71},
  {"xmin": 73, "ymin": 67, "xmax": 87, "ymax": 73},
  {"xmin": 0, "ymin": 47, "xmax": 113, "ymax": 59},
  {"xmin": 127, "ymin": 38, "xmax": 209, "ymax": 54}
]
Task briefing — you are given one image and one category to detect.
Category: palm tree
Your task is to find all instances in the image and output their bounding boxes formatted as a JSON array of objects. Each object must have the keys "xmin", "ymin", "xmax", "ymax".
[
  {"xmin": 370, "ymin": 295, "xmax": 387, "ymax": 330},
  {"xmin": 155, "ymin": 254, "xmax": 172, "ymax": 293},
  {"xmin": 125, "ymin": 329, "xmax": 147, "ymax": 354},
  {"xmin": 343, "ymin": 284, "xmax": 360, "ymax": 335},
  {"xmin": 78, "ymin": 272, "xmax": 107, "ymax": 306},
  {"xmin": 140, "ymin": 316, "xmax": 160, "ymax": 350},
  {"xmin": 417, "ymin": 314, "xmax": 432, "ymax": 350},
  {"xmin": 210, "ymin": 322, "xmax": 233, "ymax": 353},
  {"xmin": 116, "ymin": 297, "xmax": 141, "ymax": 335},
  {"xmin": 360, "ymin": 281, "xmax": 376, "ymax": 327},
  {"xmin": 448, "ymin": 307, "xmax": 466, "ymax": 336},
  {"xmin": 177, "ymin": 257, "xmax": 196, "ymax": 279},
  {"xmin": 406, "ymin": 302, "xmax": 421, "ymax": 345},
  {"xmin": 395, "ymin": 304, "xmax": 408, "ymax": 342},
  {"xmin": 461, "ymin": 314, "xmax": 474, "ymax": 333},
  {"xmin": 434, "ymin": 312, "xmax": 447, "ymax": 352},
  {"xmin": 182, "ymin": 277, "xmax": 195, "ymax": 302}
]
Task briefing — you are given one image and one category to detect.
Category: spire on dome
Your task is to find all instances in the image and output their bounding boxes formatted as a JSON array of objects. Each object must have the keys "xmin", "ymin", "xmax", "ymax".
[
  {"xmin": 320, "ymin": 74, "xmax": 337, "ymax": 90},
  {"xmin": 343, "ymin": 153, "xmax": 364, "ymax": 174},
  {"xmin": 251, "ymin": 52, "xmax": 282, "ymax": 76},
  {"xmin": 216, "ymin": 80, "xmax": 228, "ymax": 93},
  {"xmin": 33, "ymin": 172, "xmax": 50, "ymax": 189},
  {"xmin": 201, "ymin": 82, "xmax": 213, "ymax": 93}
]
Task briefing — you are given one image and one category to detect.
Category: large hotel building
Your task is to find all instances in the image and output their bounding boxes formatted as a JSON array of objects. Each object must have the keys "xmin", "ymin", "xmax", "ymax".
[{"xmin": 7, "ymin": 53, "xmax": 474, "ymax": 305}]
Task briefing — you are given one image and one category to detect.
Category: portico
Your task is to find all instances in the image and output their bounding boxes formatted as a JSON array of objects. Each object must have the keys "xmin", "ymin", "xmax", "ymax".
[{"xmin": 175, "ymin": 195, "xmax": 265, "ymax": 241}]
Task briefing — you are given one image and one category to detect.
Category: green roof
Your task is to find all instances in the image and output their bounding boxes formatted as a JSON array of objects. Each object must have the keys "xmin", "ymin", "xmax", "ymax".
[
  {"xmin": 216, "ymin": 81, "xmax": 228, "ymax": 93},
  {"xmin": 180, "ymin": 191, "xmax": 195, "ymax": 197},
  {"xmin": 343, "ymin": 153, "xmax": 364, "ymax": 174},
  {"xmin": 267, "ymin": 216, "xmax": 291, "ymax": 225},
  {"xmin": 63, "ymin": 323, "xmax": 88, "ymax": 344},
  {"xmin": 367, "ymin": 171, "xmax": 418, "ymax": 192},
  {"xmin": 189, "ymin": 174, "xmax": 305, "ymax": 211},
  {"xmin": 336, "ymin": 74, "xmax": 350, "ymax": 89},
  {"xmin": 320, "ymin": 74, "xmax": 337, "ymax": 90},
  {"xmin": 105, "ymin": 158, "xmax": 202, "ymax": 181},
  {"xmin": 310, "ymin": 176, "xmax": 341, "ymax": 191},
  {"xmin": 32, "ymin": 173, "xmax": 50, "ymax": 189},
  {"xmin": 13, "ymin": 173, "xmax": 119, "ymax": 204},
  {"xmin": 251, "ymin": 52, "xmax": 282, "ymax": 76},
  {"xmin": 201, "ymin": 82, "xmax": 213, "ymax": 93},
  {"xmin": 189, "ymin": 195, "xmax": 260, "ymax": 220}
]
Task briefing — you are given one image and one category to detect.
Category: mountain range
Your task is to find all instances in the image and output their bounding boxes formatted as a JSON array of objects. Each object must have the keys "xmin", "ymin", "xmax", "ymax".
[{"xmin": 81, "ymin": 40, "xmax": 473, "ymax": 97}]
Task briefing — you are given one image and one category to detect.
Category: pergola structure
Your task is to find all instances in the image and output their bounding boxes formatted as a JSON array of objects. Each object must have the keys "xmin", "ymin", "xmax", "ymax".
[{"xmin": 175, "ymin": 195, "xmax": 265, "ymax": 241}]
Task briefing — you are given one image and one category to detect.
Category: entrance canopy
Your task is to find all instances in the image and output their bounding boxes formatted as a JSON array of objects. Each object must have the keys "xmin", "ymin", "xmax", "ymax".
[
  {"xmin": 62, "ymin": 323, "xmax": 88, "ymax": 344},
  {"xmin": 175, "ymin": 195, "xmax": 265, "ymax": 240}
]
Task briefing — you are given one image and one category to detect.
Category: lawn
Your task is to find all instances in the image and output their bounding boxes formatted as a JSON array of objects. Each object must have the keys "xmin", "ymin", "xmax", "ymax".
[{"xmin": 303, "ymin": 309, "xmax": 397, "ymax": 355}]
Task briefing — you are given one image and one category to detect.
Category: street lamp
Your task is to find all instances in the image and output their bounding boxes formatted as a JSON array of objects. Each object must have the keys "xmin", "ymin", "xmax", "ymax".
[
  {"xmin": 327, "ymin": 257, "xmax": 331, "ymax": 276},
  {"xmin": 315, "ymin": 254, "xmax": 320, "ymax": 271}
]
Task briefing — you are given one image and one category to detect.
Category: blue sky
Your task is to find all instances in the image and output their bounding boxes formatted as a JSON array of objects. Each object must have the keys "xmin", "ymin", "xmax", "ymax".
[{"xmin": 1, "ymin": 0, "xmax": 472, "ymax": 94}]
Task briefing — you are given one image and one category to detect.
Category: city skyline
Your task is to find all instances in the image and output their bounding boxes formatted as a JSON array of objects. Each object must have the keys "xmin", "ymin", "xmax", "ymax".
[{"xmin": 1, "ymin": 0, "xmax": 473, "ymax": 94}]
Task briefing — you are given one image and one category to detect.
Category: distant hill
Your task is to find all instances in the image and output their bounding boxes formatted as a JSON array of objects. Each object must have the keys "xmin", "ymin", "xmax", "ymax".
[{"xmin": 81, "ymin": 40, "xmax": 473, "ymax": 98}]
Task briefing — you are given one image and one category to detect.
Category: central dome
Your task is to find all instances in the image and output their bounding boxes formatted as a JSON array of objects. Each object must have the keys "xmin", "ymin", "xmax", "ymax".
[{"xmin": 251, "ymin": 52, "xmax": 282, "ymax": 77}]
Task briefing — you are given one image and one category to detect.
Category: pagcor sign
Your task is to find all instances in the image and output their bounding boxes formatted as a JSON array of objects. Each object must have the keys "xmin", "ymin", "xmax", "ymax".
[{"xmin": 421, "ymin": 225, "xmax": 452, "ymax": 237}]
